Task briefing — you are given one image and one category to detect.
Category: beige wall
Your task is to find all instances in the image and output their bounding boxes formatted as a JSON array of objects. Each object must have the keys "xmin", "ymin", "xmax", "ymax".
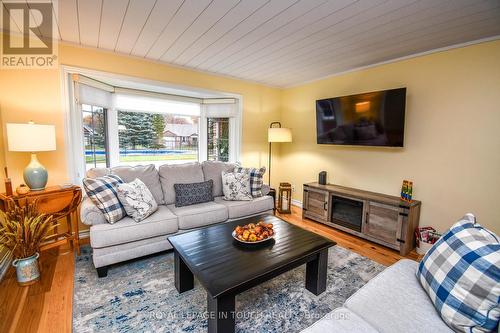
[
  {"xmin": 1, "ymin": 34, "xmax": 499, "ymax": 235},
  {"xmin": 278, "ymin": 40, "xmax": 500, "ymax": 234}
]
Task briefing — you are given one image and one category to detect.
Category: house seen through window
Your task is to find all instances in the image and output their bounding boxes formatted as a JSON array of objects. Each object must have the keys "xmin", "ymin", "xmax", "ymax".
[{"xmin": 117, "ymin": 111, "xmax": 199, "ymax": 168}]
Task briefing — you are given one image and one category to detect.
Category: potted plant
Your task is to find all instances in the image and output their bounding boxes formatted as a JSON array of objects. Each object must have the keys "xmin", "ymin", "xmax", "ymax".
[{"xmin": 0, "ymin": 200, "xmax": 57, "ymax": 286}]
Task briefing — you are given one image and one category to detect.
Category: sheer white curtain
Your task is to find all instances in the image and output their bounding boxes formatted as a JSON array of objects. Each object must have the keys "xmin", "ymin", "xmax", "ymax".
[{"xmin": 113, "ymin": 93, "xmax": 201, "ymax": 116}]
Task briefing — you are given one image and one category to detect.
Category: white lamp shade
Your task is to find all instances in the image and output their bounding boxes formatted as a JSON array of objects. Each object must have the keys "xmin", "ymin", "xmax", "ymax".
[
  {"xmin": 268, "ymin": 127, "xmax": 292, "ymax": 143},
  {"xmin": 7, "ymin": 123, "xmax": 56, "ymax": 152}
]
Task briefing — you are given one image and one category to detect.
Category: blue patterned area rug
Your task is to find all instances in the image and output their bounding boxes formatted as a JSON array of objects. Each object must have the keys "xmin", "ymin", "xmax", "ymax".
[{"xmin": 73, "ymin": 245, "xmax": 385, "ymax": 332}]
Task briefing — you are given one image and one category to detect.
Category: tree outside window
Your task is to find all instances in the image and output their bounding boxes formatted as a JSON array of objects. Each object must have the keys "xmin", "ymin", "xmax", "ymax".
[{"xmin": 117, "ymin": 111, "xmax": 199, "ymax": 166}]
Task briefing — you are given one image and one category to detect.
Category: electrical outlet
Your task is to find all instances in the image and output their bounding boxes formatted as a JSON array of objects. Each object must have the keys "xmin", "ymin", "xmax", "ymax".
[{"xmin": 291, "ymin": 185, "xmax": 295, "ymax": 192}]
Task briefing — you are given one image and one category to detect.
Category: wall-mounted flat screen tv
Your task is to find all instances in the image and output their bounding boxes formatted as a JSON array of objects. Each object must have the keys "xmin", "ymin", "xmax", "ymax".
[{"xmin": 316, "ymin": 87, "xmax": 406, "ymax": 147}]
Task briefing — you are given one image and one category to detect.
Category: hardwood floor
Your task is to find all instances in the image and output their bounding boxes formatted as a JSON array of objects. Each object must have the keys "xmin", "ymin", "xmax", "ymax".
[
  {"xmin": 0, "ymin": 242, "xmax": 80, "ymax": 333},
  {"xmin": 0, "ymin": 206, "xmax": 419, "ymax": 333}
]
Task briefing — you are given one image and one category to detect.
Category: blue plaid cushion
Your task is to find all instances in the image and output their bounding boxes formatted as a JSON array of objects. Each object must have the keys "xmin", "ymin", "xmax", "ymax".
[
  {"xmin": 83, "ymin": 174, "xmax": 126, "ymax": 224},
  {"xmin": 233, "ymin": 166, "xmax": 266, "ymax": 197},
  {"xmin": 416, "ymin": 214, "xmax": 500, "ymax": 333}
]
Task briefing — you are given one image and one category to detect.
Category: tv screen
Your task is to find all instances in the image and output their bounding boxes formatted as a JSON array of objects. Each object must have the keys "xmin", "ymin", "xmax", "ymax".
[{"xmin": 316, "ymin": 88, "xmax": 406, "ymax": 147}]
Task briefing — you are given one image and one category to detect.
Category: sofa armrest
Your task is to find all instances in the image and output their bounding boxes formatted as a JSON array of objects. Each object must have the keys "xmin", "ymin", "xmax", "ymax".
[
  {"xmin": 80, "ymin": 196, "xmax": 106, "ymax": 226},
  {"xmin": 262, "ymin": 184, "xmax": 270, "ymax": 196}
]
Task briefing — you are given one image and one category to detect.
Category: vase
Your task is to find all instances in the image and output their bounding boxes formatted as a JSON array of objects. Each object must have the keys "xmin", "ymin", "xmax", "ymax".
[
  {"xmin": 12, "ymin": 253, "xmax": 40, "ymax": 286},
  {"xmin": 23, "ymin": 153, "xmax": 48, "ymax": 191}
]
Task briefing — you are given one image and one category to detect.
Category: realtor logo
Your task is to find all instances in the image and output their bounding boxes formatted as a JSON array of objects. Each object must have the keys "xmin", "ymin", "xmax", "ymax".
[{"xmin": 1, "ymin": 1, "xmax": 57, "ymax": 68}]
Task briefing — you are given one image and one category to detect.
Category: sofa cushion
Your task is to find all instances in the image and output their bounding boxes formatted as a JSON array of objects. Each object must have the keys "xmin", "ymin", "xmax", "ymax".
[
  {"xmin": 300, "ymin": 307, "xmax": 378, "ymax": 333},
  {"xmin": 234, "ymin": 166, "xmax": 266, "ymax": 197},
  {"xmin": 202, "ymin": 161, "xmax": 236, "ymax": 197},
  {"xmin": 222, "ymin": 171, "xmax": 253, "ymax": 201},
  {"xmin": 215, "ymin": 196, "xmax": 274, "ymax": 219},
  {"xmin": 80, "ymin": 196, "xmax": 107, "ymax": 226},
  {"xmin": 83, "ymin": 174, "xmax": 126, "ymax": 224},
  {"xmin": 90, "ymin": 206, "xmax": 178, "ymax": 248},
  {"xmin": 174, "ymin": 180, "xmax": 214, "ymax": 207},
  {"xmin": 116, "ymin": 178, "xmax": 158, "ymax": 222},
  {"xmin": 85, "ymin": 165, "xmax": 164, "ymax": 204},
  {"xmin": 416, "ymin": 214, "xmax": 500, "ymax": 333},
  {"xmin": 168, "ymin": 201, "xmax": 228, "ymax": 230},
  {"xmin": 86, "ymin": 167, "xmax": 110, "ymax": 179},
  {"xmin": 345, "ymin": 259, "xmax": 454, "ymax": 333},
  {"xmin": 111, "ymin": 164, "xmax": 164, "ymax": 204},
  {"xmin": 159, "ymin": 162, "xmax": 204, "ymax": 205}
]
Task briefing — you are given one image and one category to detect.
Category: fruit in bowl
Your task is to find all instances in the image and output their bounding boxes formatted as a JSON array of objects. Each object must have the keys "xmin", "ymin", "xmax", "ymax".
[{"xmin": 233, "ymin": 221, "xmax": 274, "ymax": 243}]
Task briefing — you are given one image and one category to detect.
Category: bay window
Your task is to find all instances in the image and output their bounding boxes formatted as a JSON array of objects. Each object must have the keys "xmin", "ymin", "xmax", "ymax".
[{"xmin": 68, "ymin": 73, "xmax": 241, "ymax": 182}]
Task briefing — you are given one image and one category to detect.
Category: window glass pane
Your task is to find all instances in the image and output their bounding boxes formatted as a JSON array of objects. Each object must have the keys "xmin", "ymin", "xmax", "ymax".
[
  {"xmin": 118, "ymin": 111, "xmax": 199, "ymax": 167},
  {"xmin": 82, "ymin": 104, "xmax": 108, "ymax": 170},
  {"xmin": 207, "ymin": 117, "xmax": 229, "ymax": 162}
]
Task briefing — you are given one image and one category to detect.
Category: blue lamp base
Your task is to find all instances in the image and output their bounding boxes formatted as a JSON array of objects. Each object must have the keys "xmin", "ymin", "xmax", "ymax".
[{"xmin": 23, "ymin": 153, "xmax": 48, "ymax": 191}]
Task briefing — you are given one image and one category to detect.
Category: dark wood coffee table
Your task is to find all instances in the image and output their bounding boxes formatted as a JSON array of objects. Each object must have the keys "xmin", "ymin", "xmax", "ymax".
[{"xmin": 168, "ymin": 214, "xmax": 336, "ymax": 333}]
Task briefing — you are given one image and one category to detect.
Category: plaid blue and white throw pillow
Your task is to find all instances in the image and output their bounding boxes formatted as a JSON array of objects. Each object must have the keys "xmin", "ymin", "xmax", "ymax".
[
  {"xmin": 83, "ymin": 174, "xmax": 126, "ymax": 224},
  {"xmin": 416, "ymin": 214, "xmax": 500, "ymax": 333},
  {"xmin": 233, "ymin": 166, "xmax": 266, "ymax": 197}
]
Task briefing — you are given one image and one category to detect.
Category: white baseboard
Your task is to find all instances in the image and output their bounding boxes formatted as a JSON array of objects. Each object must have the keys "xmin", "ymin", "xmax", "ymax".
[{"xmin": 291, "ymin": 199, "xmax": 303, "ymax": 208}]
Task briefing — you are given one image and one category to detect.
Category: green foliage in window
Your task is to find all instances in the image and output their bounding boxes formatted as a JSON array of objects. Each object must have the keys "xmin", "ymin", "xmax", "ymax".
[
  {"xmin": 118, "ymin": 111, "xmax": 157, "ymax": 150},
  {"xmin": 151, "ymin": 114, "xmax": 166, "ymax": 149}
]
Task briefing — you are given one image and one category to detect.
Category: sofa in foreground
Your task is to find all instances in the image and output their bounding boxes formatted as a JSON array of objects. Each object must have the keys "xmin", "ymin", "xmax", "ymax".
[
  {"xmin": 80, "ymin": 161, "xmax": 273, "ymax": 277},
  {"xmin": 302, "ymin": 259, "xmax": 454, "ymax": 333},
  {"xmin": 303, "ymin": 213, "xmax": 499, "ymax": 333}
]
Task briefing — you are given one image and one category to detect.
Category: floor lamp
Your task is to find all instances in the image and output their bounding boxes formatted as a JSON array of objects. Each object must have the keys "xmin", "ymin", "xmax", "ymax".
[{"xmin": 268, "ymin": 122, "xmax": 292, "ymax": 186}]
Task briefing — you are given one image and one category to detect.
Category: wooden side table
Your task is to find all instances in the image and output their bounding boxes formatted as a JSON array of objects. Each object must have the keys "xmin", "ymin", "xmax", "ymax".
[{"xmin": 0, "ymin": 185, "xmax": 82, "ymax": 255}]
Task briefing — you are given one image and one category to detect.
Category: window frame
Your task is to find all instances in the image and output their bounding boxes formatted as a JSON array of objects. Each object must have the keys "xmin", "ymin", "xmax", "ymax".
[
  {"xmin": 62, "ymin": 66, "xmax": 243, "ymax": 184},
  {"xmin": 207, "ymin": 117, "xmax": 231, "ymax": 162},
  {"xmin": 81, "ymin": 104, "xmax": 110, "ymax": 169}
]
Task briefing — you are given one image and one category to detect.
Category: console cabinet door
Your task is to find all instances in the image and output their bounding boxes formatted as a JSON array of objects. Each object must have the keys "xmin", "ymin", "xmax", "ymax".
[
  {"xmin": 303, "ymin": 187, "xmax": 329, "ymax": 222},
  {"xmin": 364, "ymin": 201, "xmax": 402, "ymax": 247}
]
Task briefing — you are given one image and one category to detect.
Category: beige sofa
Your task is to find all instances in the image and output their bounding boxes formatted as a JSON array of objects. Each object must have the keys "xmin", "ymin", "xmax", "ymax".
[
  {"xmin": 80, "ymin": 161, "xmax": 273, "ymax": 277},
  {"xmin": 301, "ymin": 259, "xmax": 453, "ymax": 333}
]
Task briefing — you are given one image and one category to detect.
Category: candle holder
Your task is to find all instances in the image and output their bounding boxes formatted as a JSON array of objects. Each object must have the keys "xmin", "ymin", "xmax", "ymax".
[{"xmin": 277, "ymin": 182, "xmax": 292, "ymax": 214}]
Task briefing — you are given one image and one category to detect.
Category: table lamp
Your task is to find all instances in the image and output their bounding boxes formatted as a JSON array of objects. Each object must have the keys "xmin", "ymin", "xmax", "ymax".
[
  {"xmin": 268, "ymin": 122, "xmax": 292, "ymax": 185},
  {"xmin": 6, "ymin": 122, "xmax": 56, "ymax": 191}
]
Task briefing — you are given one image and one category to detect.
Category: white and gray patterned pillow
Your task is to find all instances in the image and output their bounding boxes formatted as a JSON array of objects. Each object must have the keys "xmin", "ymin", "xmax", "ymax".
[
  {"xmin": 116, "ymin": 179, "xmax": 158, "ymax": 222},
  {"xmin": 82, "ymin": 174, "xmax": 126, "ymax": 224},
  {"xmin": 233, "ymin": 166, "xmax": 266, "ymax": 197},
  {"xmin": 174, "ymin": 180, "xmax": 214, "ymax": 207},
  {"xmin": 222, "ymin": 171, "xmax": 253, "ymax": 201}
]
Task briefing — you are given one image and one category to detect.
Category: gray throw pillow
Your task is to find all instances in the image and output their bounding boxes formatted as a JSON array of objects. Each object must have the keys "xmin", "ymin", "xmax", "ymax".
[
  {"xmin": 222, "ymin": 171, "xmax": 253, "ymax": 201},
  {"xmin": 174, "ymin": 180, "xmax": 214, "ymax": 207},
  {"xmin": 116, "ymin": 179, "xmax": 158, "ymax": 222}
]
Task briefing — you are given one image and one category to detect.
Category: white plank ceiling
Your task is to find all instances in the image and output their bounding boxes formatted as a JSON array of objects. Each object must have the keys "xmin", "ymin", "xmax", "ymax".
[{"xmin": 2, "ymin": 0, "xmax": 500, "ymax": 87}]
